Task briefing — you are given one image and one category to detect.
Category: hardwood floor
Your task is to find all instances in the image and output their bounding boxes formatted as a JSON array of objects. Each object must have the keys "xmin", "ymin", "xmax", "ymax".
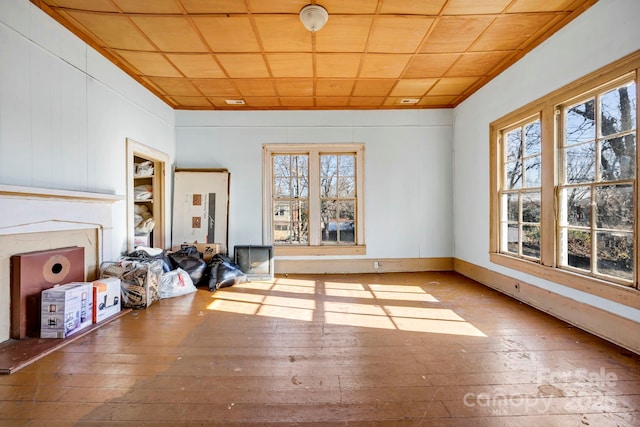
[{"xmin": 0, "ymin": 272, "xmax": 638, "ymax": 426}]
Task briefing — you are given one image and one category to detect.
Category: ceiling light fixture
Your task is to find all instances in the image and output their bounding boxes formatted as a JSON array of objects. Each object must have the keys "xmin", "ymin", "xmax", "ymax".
[{"xmin": 299, "ymin": 4, "xmax": 328, "ymax": 32}]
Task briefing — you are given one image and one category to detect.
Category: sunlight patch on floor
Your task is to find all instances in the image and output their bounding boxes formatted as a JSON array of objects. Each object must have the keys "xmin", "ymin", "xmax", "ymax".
[
  {"xmin": 206, "ymin": 277, "xmax": 486, "ymax": 337},
  {"xmin": 325, "ymin": 311, "xmax": 396, "ymax": 329},
  {"xmin": 324, "ymin": 288, "xmax": 376, "ymax": 299},
  {"xmin": 371, "ymin": 290, "xmax": 439, "ymax": 302},
  {"xmin": 257, "ymin": 304, "xmax": 315, "ymax": 321}
]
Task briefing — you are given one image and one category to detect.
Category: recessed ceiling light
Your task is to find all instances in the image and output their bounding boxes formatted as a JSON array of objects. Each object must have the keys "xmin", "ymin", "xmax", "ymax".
[
  {"xmin": 225, "ymin": 99, "xmax": 245, "ymax": 105},
  {"xmin": 399, "ymin": 98, "xmax": 420, "ymax": 104}
]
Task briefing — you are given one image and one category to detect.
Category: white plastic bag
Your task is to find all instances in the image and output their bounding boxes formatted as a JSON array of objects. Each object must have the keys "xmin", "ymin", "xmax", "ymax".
[
  {"xmin": 134, "ymin": 184, "xmax": 153, "ymax": 200},
  {"xmin": 160, "ymin": 268, "xmax": 197, "ymax": 299}
]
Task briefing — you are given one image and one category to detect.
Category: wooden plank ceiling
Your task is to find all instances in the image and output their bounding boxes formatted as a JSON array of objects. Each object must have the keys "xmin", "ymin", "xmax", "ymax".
[{"xmin": 31, "ymin": 0, "xmax": 599, "ymax": 110}]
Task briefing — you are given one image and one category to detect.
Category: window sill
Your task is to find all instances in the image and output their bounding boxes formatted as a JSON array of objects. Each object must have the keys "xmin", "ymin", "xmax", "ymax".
[
  {"xmin": 274, "ymin": 245, "xmax": 366, "ymax": 256},
  {"xmin": 489, "ymin": 252, "xmax": 640, "ymax": 309}
]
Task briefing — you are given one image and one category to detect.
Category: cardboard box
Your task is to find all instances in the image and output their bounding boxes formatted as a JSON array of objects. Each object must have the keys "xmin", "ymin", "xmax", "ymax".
[
  {"xmin": 172, "ymin": 242, "xmax": 225, "ymax": 262},
  {"xmin": 92, "ymin": 277, "xmax": 121, "ymax": 323},
  {"xmin": 134, "ymin": 234, "xmax": 151, "ymax": 247},
  {"xmin": 41, "ymin": 282, "xmax": 93, "ymax": 338},
  {"xmin": 194, "ymin": 243, "xmax": 224, "ymax": 262}
]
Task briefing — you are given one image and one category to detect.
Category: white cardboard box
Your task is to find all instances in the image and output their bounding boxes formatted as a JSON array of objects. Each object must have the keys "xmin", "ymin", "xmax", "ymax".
[
  {"xmin": 134, "ymin": 233, "xmax": 151, "ymax": 247},
  {"xmin": 41, "ymin": 282, "xmax": 93, "ymax": 338},
  {"xmin": 92, "ymin": 277, "xmax": 121, "ymax": 323}
]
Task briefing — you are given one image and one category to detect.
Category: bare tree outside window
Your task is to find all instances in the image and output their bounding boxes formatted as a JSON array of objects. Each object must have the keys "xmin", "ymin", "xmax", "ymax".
[
  {"xmin": 500, "ymin": 118, "xmax": 542, "ymax": 260},
  {"xmin": 560, "ymin": 82, "xmax": 636, "ymax": 281},
  {"xmin": 320, "ymin": 154, "xmax": 356, "ymax": 244},
  {"xmin": 273, "ymin": 154, "xmax": 309, "ymax": 244},
  {"xmin": 490, "ymin": 57, "xmax": 640, "ymax": 294},
  {"xmin": 268, "ymin": 146, "xmax": 363, "ymax": 250}
]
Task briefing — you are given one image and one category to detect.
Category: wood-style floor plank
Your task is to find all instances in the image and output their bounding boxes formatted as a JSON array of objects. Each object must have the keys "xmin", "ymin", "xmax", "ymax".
[{"xmin": 0, "ymin": 272, "xmax": 638, "ymax": 426}]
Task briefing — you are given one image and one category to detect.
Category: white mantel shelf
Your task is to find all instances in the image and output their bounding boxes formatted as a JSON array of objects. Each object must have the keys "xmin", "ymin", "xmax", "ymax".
[{"xmin": 0, "ymin": 184, "xmax": 124, "ymax": 203}]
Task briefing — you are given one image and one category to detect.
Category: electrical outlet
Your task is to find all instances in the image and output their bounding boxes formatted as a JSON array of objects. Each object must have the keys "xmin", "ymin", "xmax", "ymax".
[{"xmin": 374, "ymin": 261, "xmax": 379, "ymax": 269}]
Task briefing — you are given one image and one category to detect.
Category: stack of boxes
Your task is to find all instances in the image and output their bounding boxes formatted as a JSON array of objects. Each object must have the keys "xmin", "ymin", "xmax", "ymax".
[{"xmin": 40, "ymin": 278, "xmax": 122, "ymax": 339}]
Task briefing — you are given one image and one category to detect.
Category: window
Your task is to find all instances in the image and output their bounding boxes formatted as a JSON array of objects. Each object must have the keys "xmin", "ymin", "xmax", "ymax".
[
  {"xmin": 490, "ymin": 52, "xmax": 640, "ymax": 303},
  {"xmin": 263, "ymin": 144, "xmax": 365, "ymax": 256},
  {"xmin": 499, "ymin": 117, "xmax": 542, "ymax": 260},
  {"xmin": 272, "ymin": 154, "xmax": 309, "ymax": 244},
  {"xmin": 558, "ymin": 81, "xmax": 636, "ymax": 282}
]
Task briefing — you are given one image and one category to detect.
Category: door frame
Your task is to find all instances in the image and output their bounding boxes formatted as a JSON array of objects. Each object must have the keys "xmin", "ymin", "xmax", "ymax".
[{"xmin": 126, "ymin": 138, "xmax": 169, "ymax": 251}]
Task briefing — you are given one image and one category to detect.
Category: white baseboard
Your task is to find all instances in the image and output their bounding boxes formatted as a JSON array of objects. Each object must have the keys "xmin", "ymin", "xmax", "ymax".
[{"xmin": 275, "ymin": 257, "xmax": 453, "ymax": 274}]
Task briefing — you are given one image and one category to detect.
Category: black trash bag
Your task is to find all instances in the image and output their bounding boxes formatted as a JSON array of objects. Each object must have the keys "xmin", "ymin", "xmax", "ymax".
[
  {"xmin": 207, "ymin": 253, "xmax": 247, "ymax": 291},
  {"xmin": 125, "ymin": 249, "xmax": 172, "ymax": 273},
  {"xmin": 168, "ymin": 248, "xmax": 207, "ymax": 285}
]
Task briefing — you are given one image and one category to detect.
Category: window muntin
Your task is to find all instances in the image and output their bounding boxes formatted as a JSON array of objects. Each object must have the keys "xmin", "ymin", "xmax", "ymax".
[
  {"xmin": 559, "ymin": 81, "xmax": 637, "ymax": 283},
  {"xmin": 264, "ymin": 144, "xmax": 365, "ymax": 253},
  {"xmin": 499, "ymin": 118, "xmax": 542, "ymax": 261}
]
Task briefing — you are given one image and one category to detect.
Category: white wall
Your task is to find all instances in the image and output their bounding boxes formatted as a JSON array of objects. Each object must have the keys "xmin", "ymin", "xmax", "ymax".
[
  {"xmin": 176, "ymin": 109, "xmax": 454, "ymax": 260},
  {"xmin": 453, "ymin": 0, "xmax": 640, "ymax": 321},
  {"xmin": 0, "ymin": 0, "xmax": 176, "ymax": 257}
]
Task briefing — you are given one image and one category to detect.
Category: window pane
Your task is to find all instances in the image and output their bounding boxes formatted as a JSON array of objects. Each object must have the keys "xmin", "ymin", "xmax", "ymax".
[
  {"xmin": 293, "ymin": 155, "xmax": 308, "ymax": 177},
  {"xmin": 292, "ymin": 156, "xmax": 309, "ymax": 197},
  {"xmin": 273, "ymin": 201, "xmax": 289, "ymax": 217},
  {"xmin": 273, "ymin": 155, "xmax": 290, "ymax": 177},
  {"xmin": 321, "ymin": 155, "xmax": 337, "ymax": 177},
  {"xmin": 565, "ymin": 228, "xmax": 591, "ymax": 271},
  {"xmin": 524, "ymin": 155, "xmax": 541, "ymax": 187},
  {"xmin": 290, "ymin": 200, "xmax": 308, "ymax": 244},
  {"xmin": 321, "ymin": 200, "xmax": 337, "ymax": 220},
  {"xmin": 338, "ymin": 155, "xmax": 355, "ymax": 176},
  {"xmin": 338, "ymin": 177, "xmax": 355, "ymax": 197},
  {"xmin": 522, "ymin": 191, "xmax": 540, "ymax": 223},
  {"xmin": 322, "ymin": 222, "xmax": 338, "ymax": 242},
  {"xmin": 600, "ymin": 136, "xmax": 636, "ymax": 181},
  {"xmin": 522, "ymin": 225, "xmax": 540, "ymax": 259},
  {"xmin": 320, "ymin": 176, "xmax": 336, "ymax": 198},
  {"xmin": 340, "ymin": 222, "xmax": 355, "ymax": 243},
  {"xmin": 600, "ymin": 83, "xmax": 636, "ymax": 137},
  {"xmin": 505, "ymin": 193, "xmax": 518, "ymax": 221},
  {"xmin": 506, "ymin": 128, "xmax": 522, "ymax": 162},
  {"xmin": 274, "ymin": 177, "xmax": 291, "ymax": 198},
  {"xmin": 564, "ymin": 142, "xmax": 595, "ymax": 183},
  {"xmin": 596, "ymin": 231, "xmax": 633, "ymax": 280},
  {"xmin": 564, "ymin": 187, "xmax": 591, "ymax": 227},
  {"xmin": 565, "ymin": 99, "xmax": 595, "ymax": 145},
  {"xmin": 292, "ymin": 175, "xmax": 309, "ymax": 198},
  {"xmin": 339, "ymin": 200, "xmax": 355, "ymax": 221},
  {"xmin": 506, "ymin": 223, "xmax": 518, "ymax": 253},
  {"xmin": 595, "ymin": 184, "xmax": 634, "ymax": 231},
  {"xmin": 505, "ymin": 160, "xmax": 522, "ymax": 189},
  {"xmin": 273, "ymin": 224, "xmax": 291, "ymax": 243},
  {"xmin": 525, "ymin": 120, "xmax": 541, "ymax": 156}
]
